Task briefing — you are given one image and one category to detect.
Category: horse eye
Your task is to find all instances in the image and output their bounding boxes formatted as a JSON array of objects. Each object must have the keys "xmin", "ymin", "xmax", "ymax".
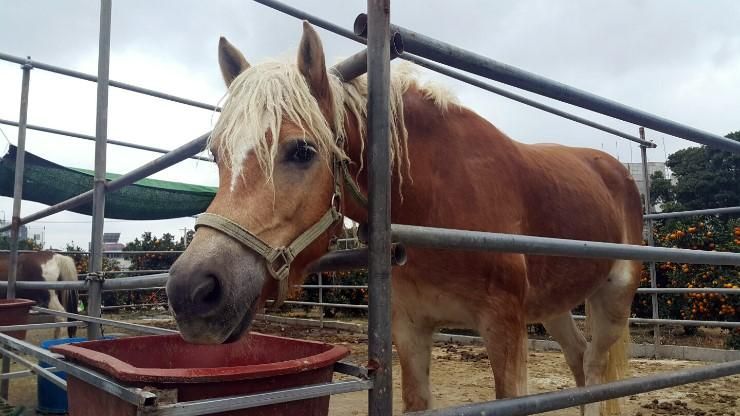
[{"xmin": 289, "ymin": 141, "xmax": 317, "ymax": 164}]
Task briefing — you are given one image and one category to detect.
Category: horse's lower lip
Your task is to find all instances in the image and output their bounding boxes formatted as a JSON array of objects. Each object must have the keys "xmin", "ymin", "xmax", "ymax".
[{"xmin": 222, "ymin": 298, "xmax": 258, "ymax": 344}]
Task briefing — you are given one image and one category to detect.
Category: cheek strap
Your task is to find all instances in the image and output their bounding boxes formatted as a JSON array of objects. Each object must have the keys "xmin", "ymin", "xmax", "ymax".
[{"xmin": 194, "ymin": 206, "xmax": 341, "ymax": 307}]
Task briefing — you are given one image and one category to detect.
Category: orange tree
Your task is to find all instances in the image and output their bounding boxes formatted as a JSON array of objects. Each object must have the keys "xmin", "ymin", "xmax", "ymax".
[
  {"xmin": 633, "ymin": 217, "xmax": 739, "ymax": 327},
  {"xmin": 124, "ymin": 232, "xmax": 185, "ymax": 271},
  {"xmin": 121, "ymin": 232, "xmax": 186, "ymax": 308},
  {"xmin": 64, "ymin": 244, "xmax": 122, "ymax": 310},
  {"xmin": 299, "ymin": 270, "xmax": 368, "ymax": 318}
]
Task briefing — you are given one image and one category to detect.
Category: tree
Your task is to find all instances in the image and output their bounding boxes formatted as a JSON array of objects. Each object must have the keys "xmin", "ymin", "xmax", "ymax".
[
  {"xmin": 125, "ymin": 232, "xmax": 184, "ymax": 271},
  {"xmin": 651, "ymin": 132, "xmax": 740, "ymax": 211},
  {"xmin": 0, "ymin": 236, "xmax": 43, "ymax": 250},
  {"xmin": 649, "ymin": 170, "xmax": 677, "ymax": 211}
]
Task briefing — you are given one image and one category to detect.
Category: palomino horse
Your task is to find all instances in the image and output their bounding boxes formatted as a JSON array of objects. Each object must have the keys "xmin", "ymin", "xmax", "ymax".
[
  {"xmin": 1, "ymin": 252, "xmax": 80, "ymax": 338},
  {"xmin": 167, "ymin": 23, "xmax": 642, "ymax": 415}
]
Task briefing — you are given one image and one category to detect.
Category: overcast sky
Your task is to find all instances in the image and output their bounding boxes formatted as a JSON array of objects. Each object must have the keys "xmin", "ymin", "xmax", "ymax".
[{"xmin": 1, "ymin": 0, "xmax": 739, "ymax": 249}]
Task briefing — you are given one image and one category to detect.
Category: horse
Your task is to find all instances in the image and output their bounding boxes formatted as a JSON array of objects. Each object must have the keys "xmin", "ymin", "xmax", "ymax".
[
  {"xmin": 1, "ymin": 251, "xmax": 80, "ymax": 338},
  {"xmin": 166, "ymin": 23, "xmax": 642, "ymax": 416}
]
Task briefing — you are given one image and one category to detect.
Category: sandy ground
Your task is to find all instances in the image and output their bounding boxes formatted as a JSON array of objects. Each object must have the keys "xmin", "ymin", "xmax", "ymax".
[{"xmin": 4, "ymin": 319, "xmax": 739, "ymax": 416}]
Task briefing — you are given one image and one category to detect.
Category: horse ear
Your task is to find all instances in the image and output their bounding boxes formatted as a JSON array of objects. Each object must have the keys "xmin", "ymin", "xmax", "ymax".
[
  {"xmin": 297, "ymin": 21, "xmax": 330, "ymax": 101},
  {"xmin": 218, "ymin": 36, "xmax": 250, "ymax": 87}
]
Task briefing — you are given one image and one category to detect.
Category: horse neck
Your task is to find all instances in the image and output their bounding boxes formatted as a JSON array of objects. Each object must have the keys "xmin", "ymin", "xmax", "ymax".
[{"xmin": 341, "ymin": 86, "xmax": 505, "ymax": 224}]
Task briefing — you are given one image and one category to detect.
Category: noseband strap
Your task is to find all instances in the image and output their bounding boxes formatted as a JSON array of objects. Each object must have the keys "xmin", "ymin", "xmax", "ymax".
[{"xmin": 195, "ymin": 202, "xmax": 341, "ymax": 308}]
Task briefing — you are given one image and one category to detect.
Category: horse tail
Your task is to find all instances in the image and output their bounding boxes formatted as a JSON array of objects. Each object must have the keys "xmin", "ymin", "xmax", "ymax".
[
  {"xmin": 54, "ymin": 254, "xmax": 80, "ymax": 338},
  {"xmin": 585, "ymin": 299, "xmax": 631, "ymax": 416},
  {"xmin": 604, "ymin": 318, "xmax": 630, "ymax": 415}
]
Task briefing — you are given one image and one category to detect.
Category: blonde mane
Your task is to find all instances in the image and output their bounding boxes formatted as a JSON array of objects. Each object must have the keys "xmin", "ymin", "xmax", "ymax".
[{"xmin": 210, "ymin": 60, "xmax": 458, "ymax": 191}]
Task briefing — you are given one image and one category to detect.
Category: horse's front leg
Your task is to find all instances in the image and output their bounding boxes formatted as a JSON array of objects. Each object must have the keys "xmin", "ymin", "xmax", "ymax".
[
  {"xmin": 479, "ymin": 295, "xmax": 528, "ymax": 398},
  {"xmin": 392, "ymin": 303, "xmax": 435, "ymax": 412}
]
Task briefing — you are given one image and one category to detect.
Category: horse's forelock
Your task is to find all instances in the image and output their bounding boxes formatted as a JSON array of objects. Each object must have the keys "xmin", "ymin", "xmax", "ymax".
[{"xmin": 210, "ymin": 59, "xmax": 457, "ymax": 196}]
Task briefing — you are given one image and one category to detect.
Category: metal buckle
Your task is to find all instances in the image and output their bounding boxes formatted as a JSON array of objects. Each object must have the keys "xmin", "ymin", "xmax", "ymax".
[
  {"xmin": 331, "ymin": 192, "xmax": 342, "ymax": 212},
  {"xmin": 267, "ymin": 249, "xmax": 293, "ymax": 281}
]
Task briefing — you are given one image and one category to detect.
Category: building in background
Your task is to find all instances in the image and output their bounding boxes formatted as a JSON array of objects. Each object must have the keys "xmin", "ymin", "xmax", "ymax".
[
  {"xmin": 88, "ymin": 232, "xmax": 124, "ymax": 255},
  {"xmin": 623, "ymin": 161, "xmax": 670, "ymax": 212},
  {"xmin": 0, "ymin": 220, "xmax": 28, "ymax": 240}
]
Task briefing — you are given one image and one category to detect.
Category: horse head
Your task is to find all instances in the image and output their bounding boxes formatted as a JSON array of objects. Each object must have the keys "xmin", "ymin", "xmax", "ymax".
[{"xmin": 167, "ymin": 23, "xmax": 347, "ymax": 344}]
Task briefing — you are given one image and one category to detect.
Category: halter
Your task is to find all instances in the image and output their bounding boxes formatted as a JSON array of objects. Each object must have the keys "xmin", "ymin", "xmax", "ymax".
[{"xmin": 194, "ymin": 140, "xmax": 367, "ymax": 307}]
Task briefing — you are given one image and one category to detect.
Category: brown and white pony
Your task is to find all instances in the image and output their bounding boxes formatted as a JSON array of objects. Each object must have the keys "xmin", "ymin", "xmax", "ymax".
[
  {"xmin": 167, "ymin": 23, "xmax": 642, "ymax": 416},
  {"xmin": 1, "ymin": 252, "xmax": 79, "ymax": 338}
]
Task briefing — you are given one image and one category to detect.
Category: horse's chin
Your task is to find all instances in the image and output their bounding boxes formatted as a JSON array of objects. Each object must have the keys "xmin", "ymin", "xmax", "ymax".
[
  {"xmin": 175, "ymin": 297, "xmax": 258, "ymax": 345},
  {"xmin": 223, "ymin": 308, "xmax": 256, "ymax": 343}
]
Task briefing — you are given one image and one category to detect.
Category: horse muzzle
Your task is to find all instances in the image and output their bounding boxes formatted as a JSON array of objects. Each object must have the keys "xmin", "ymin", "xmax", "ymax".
[{"xmin": 167, "ymin": 228, "xmax": 266, "ymax": 344}]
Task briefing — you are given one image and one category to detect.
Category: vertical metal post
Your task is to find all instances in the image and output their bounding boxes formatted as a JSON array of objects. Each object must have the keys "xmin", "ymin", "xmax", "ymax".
[
  {"xmin": 366, "ymin": 0, "xmax": 392, "ymax": 414},
  {"xmin": 639, "ymin": 127, "xmax": 660, "ymax": 357},
  {"xmin": 87, "ymin": 0, "xmax": 112, "ymax": 340},
  {"xmin": 1, "ymin": 59, "xmax": 32, "ymax": 401},
  {"xmin": 5, "ymin": 62, "xmax": 32, "ymax": 300},
  {"xmin": 318, "ymin": 273, "xmax": 324, "ymax": 328}
]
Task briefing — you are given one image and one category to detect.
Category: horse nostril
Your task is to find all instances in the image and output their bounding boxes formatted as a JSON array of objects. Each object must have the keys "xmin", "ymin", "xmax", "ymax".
[{"xmin": 191, "ymin": 274, "xmax": 221, "ymax": 309}]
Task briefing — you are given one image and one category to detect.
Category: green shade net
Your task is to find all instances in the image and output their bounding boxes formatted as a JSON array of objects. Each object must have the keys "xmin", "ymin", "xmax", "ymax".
[{"xmin": 0, "ymin": 145, "xmax": 216, "ymax": 220}]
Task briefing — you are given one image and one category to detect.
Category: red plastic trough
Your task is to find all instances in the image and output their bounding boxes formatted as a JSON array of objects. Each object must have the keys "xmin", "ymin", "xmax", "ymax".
[
  {"xmin": 51, "ymin": 332, "xmax": 350, "ymax": 416},
  {"xmin": 0, "ymin": 298, "xmax": 36, "ymax": 340}
]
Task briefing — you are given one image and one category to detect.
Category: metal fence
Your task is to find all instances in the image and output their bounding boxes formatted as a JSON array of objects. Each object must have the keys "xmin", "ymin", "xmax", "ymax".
[{"xmin": 1, "ymin": 0, "xmax": 739, "ymax": 415}]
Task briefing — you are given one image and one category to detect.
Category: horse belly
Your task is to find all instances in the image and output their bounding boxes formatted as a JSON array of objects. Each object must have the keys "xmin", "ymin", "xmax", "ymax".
[
  {"xmin": 392, "ymin": 271, "xmax": 477, "ymax": 329},
  {"xmin": 524, "ymin": 256, "xmax": 613, "ymax": 322}
]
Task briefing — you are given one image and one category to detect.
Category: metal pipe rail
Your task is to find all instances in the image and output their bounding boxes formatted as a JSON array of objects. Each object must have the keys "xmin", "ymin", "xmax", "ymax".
[
  {"xmin": 570, "ymin": 315, "xmax": 740, "ymax": 329},
  {"xmin": 3, "ymin": 267, "xmax": 737, "ymax": 294},
  {"xmin": 32, "ymin": 306, "xmax": 177, "ymax": 335},
  {"xmin": 645, "ymin": 206, "xmax": 740, "ymax": 220},
  {"xmin": 0, "ymin": 273, "xmax": 167, "ymax": 291},
  {"xmin": 353, "ymin": 14, "xmax": 740, "ymax": 154},
  {"xmin": 636, "ymin": 287, "xmax": 740, "ymax": 294},
  {"xmin": 154, "ymin": 380, "xmax": 373, "ymax": 416},
  {"xmin": 306, "ymin": 244, "xmax": 406, "ymax": 273},
  {"xmin": 408, "ymin": 360, "xmax": 740, "ymax": 416},
  {"xmin": 102, "ymin": 273, "xmax": 169, "ymax": 290},
  {"xmin": 331, "ymin": 33, "xmax": 404, "ymax": 82},
  {"xmin": 266, "ymin": 300, "xmax": 368, "ymax": 310},
  {"xmin": 102, "ymin": 302, "xmax": 167, "ymax": 311},
  {"xmin": 0, "ymin": 280, "xmax": 87, "ymax": 290},
  {"xmin": 299, "ymin": 285, "xmax": 369, "ymax": 289},
  {"xmin": 0, "ymin": 51, "xmax": 220, "ymax": 112},
  {"xmin": 0, "ymin": 347, "xmax": 66, "ymax": 390},
  {"xmin": 0, "ymin": 316, "xmax": 373, "ymax": 415},
  {"xmin": 92, "ymin": 269, "xmax": 169, "ymax": 275},
  {"xmin": 252, "ymin": 0, "xmax": 365, "ymax": 43},
  {"xmin": 399, "ymin": 54, "xmax": 654, "ymax": 147},
  {"xmin": 304, "ymin": 286, "xmax": 739, "ymax": 294},
  {"xmin": 0, "ymin": 117, "xmax": 212, "ymax": 162},
  {"xmin": 0, "ymin": 369, "xmax": 42, "ymax": 381},
  {"xmin": 252, "ymin": 0, "xmax": 652, "ymax": 149},
  {"xmin": 0, "ymin": 332, "xmax": 157, "ymax": 408},
  {"xmin": 390, "ymin": 224, "xmax": 740, "ymax": 265},
  {"xmin": 102, "ymin": 286, "xmax": 165, "ymax": 293},
  {"xmin": 0, "ymin": 321, "xmax": 86, "ymax": 333},
  {"xmin": 0, "ymin": 37, "xmax": 396, "ymax": 234},
  {"xmin": 0, "ymin": 131, "xmax": 212, "ymax": 232}
]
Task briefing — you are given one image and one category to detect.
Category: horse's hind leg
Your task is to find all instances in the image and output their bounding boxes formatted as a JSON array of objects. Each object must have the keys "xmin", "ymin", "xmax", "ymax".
[
  {"xmin": 393, "ymin": 305, "xmax": 435, "ymax": 412},
  {"xmin": 48, "ymin": 291, "xmax": 66, "ymax": 339},
  {"xmin": 543, "ymin": 313, "xmax": 587, "ymax": 416},
  {"xmin": 542, "ymin": 313, "xmax": 587, "ymax": 387},
  {"xmin": 480, "ymin": 299, "xmax": 528, "ymax": 398},
  {"xmin": 583, "ymin": 260, "xmax": 638, "ymax": 416}
]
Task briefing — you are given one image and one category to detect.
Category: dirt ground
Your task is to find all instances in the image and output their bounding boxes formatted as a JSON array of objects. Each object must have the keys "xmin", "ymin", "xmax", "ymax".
[{"xmin": 4, "ymin": 317, "xmax": 739, "ymax": 416}]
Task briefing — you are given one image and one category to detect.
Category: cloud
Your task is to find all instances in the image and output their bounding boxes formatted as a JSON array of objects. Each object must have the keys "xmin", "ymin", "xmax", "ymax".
[{"xmin": 1, "ymin": 0, "xmax": 738, "ymax": 248}]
